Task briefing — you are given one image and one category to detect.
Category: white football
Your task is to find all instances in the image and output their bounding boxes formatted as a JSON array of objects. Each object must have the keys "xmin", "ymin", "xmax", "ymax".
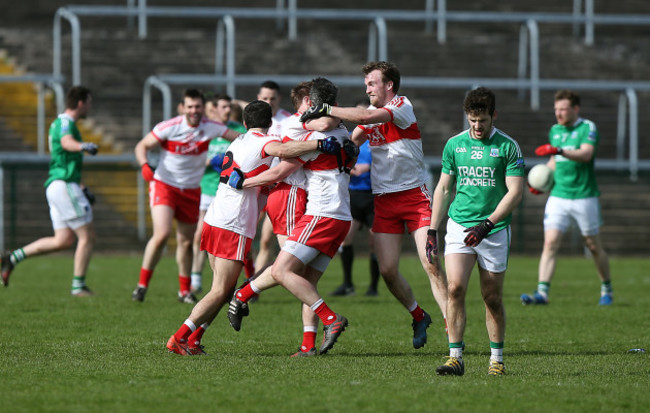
[{"xmin": 528, "ymin": 164, "xmax": 554, "ymax": 192}]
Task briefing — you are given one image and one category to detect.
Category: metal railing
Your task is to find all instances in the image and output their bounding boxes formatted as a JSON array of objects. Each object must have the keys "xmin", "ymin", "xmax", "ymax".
[{"xmin": 0, "ymin": 75, "xmax": 65, "ymax": 154}]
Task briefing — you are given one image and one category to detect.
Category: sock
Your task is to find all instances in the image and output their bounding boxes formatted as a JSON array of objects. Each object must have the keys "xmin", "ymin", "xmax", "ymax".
[
  {"xmin": 236, "ymin": 282, "xmax": 259, "ymax": 303},
  {"xmin": 311, "ymin": 299, "xmax": 337, "ymax": 325},
  {"xmin": 369, "ymin": 253, "xmax": 380, "ymax": 290},
  {"xmin": 450, "ymin": 342, "xmax": 464, "ymax": 359},
  {"xmin": 243, "ymin": 256, "xmax": 255, "ymax": 279},
  {"xmin": 490, "ymin": 341, "xmax": 504, "ymax": 363},
  {"xmin": 174, "ymin": 319, "xmax": 197, "ymax": 343},
  {"xmin": 300, "ymin": 326, "xmax": 318, "ymax": 352},
  {"xmin": 408, "ymin": 302, "xmax": 425, "ymax": 322},
  {"xmin": 190, "ymin": 272, "xmax": 202, "ymax": 290},
  {"xmin": 179, "ymin": 274, "xmax": 191, "ymax": 295},
  {"xmin": 537, "ymin": 282, "xmax": 550, "ymax": 297},
  {"xmin": 10, "ymin": 248, "xmax": 26, "ymax": 265},
  {"xmin": 71, "ymin": 276, "xmax": 86, "ymax": 291},
  {"xmin": 340, "ymin": 245, "xmax": 354, "ymax": 287},
  {"xmin": 188, "ymin": 322, "xmax": 210, "ymax": 347},
  {"xmin": 601, "ymin": 281, "xmax": 613, "ymax": 295},
  {"xmin": 138, "ymin": 268, "xmax": 153, "ymax": 288}
]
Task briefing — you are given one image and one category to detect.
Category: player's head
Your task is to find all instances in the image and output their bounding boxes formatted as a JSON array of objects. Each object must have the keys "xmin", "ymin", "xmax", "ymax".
[
  {"xmin": 66, "ymin": 85, "xmax": 92, "ymax": 118},
  {"xmin": 362, "ymin": 61, "xmax": 400, "ymax": 108},
  {"xmin": 309, "ymin": 77, "xmax": 338, "ymax": 106},
  {"xmin": 290, "ymin": 81, "xmax": 312, "ymax": 111},
  {"xmin": 463, "ymin": 87, "xmax": 497, "ymax": 140},
  {"xmin": 553, "ymin": 89, "xmax": 580, "ymax": 126},
  {"xmin": 183, "ymin": 88, "xmax": 205, "ymax": 127},
  {"xmin": 243, "ymin": 100, "xmax": 273, "ymax": 130},
  {"xmin": 257, "ymin": 80, "xmax": 281, "ymax": 115},
  {"xmin": 206, "ymin": 94, "xmax": 233, "ymax": 123}
]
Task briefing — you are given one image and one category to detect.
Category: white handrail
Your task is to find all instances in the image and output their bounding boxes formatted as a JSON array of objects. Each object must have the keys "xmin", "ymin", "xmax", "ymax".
[
  {"xmin": 215, "ymin": 16, "xmax": 236, "ymax": 98},
  {"xmin": 368, "ymin": 17, "xmax": 388, "ymax": 62}
]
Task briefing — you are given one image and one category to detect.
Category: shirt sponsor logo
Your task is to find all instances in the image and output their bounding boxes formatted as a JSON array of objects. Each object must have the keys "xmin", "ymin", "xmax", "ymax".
[{"xmin": 457, "ymin": 166, "xmax": 497, "ymax": 187}]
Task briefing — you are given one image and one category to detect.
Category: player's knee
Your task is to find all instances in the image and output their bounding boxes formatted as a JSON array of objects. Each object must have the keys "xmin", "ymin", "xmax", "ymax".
[{"xmin": 448, "ymin": 283, "xmax": 466, "ymax": 300}]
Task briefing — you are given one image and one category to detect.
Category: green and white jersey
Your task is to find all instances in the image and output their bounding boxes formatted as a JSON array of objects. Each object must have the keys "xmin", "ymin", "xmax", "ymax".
[
  {"xmin": 45, "ymin": 113, "xmax": 83, "ymax": 187},
  {"xmin": 548, "ymin": 118, "xmax": 600, "ymax": 199},
  {"xmin": 441, "ymin": 127, "xmax": 525, "ymax": 232},
  {"xmin": 200, "ymin": 120, "xmax": 246, "ymax": 196}
]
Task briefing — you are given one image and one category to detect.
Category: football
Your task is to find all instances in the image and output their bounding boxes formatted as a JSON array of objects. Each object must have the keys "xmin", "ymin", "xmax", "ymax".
[{"xmin": 527, "ymin": 164, "xmax": 554, "ymax": 192}]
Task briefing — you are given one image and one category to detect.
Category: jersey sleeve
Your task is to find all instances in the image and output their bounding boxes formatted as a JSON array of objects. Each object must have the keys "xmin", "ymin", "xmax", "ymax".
[
  {"xmin": 441, "ymin": 140, "xmax": 456, "ymax": 176},
  {"xmin": 384, "ymin": 97, "xmax": 413, "ymax": 129},
  {"xmin": 505, "ymin": 140, "xmax": 526, "ymax": 177},
  {"xmin": 581, "ymin": 120, "xmax": 599, "ymax": 146}
]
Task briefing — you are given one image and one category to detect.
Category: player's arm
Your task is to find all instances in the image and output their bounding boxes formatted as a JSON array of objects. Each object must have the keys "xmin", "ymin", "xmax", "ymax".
[
  {"xmin": 134, "ymin": 132, "xmax": 160, "ymax": 181},
  {"xmin": 60, "ymin": 135, "xmax": 98, "ymax": 155},
  {"xmin": 241, "ymin": 159, "xmax": 302, "ymax": 188},
  {"xmin": 350, "ymin": 162, "xmax": 370, "ymax": 177},
  {"xmin": 486, "ymin": 175, "xmax": 524, "ymax": 225},
  {"xmin": 330, "ymin": 106, "xmax": 392, "ymax": 125},
  {"xmin": 304, "ymin": 116, "xmax": 341, "ymax": 132},
  {"xmin": 263, "ymin": 136, "xmax": 339, "ymax": 159},
  {"xmin": 222, "ymin": 128, "xmax": 241, "ymax": 142},
  {"xmin": 558, "ymin": 142, "xmax": 595, "ymax": 163},
  {"xmin": 351, "ymin": 126, "xmax": 369, "ymax": 146},
  {"xmin": 425, "ymin": 172, "xmax": 454, "ymax": 263}
]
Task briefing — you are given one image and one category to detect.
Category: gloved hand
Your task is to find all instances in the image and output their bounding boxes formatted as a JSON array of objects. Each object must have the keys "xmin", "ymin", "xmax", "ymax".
[
  {"xmin": 527, "ymin": 182, "xmax": 543, "ymax": 195},
  {"xmin": 210, "ymin": 153, "xmax": 225, "ymax": 172},
  {"xmin": 535, "ymin": 144, "xmax": 562, "ymax": 156},
  {"xmin": 343, "ymin": 139, "xmax": 359, "ymax": 158},
  {"xmin": 317, "ymin": 136, "xmax": 341, "ymax": 154},
  {"xmin": 463, "ymin": 219, "xmax": 495, "ymax": 247},
  {"xmin": 82, "ymin": 186, "xmax": 96, "ymax": 205},
  {"xmin": 300, "ymin": 103, "xmax": 332, "ymax": 122},
  {"xmin": 425, "ymin": 229, "xmax": 438, "ymax": 264},
  {"xmin": 228, "ymin": 168, "xmax": 245, "ymax": 189},
  {"xmin": 141, "ymin": 163, "xmax": 155, "ymax": 182},
  {"xmin": 81, "ymin": 142, "xmax": 98, "ymax": 155}
]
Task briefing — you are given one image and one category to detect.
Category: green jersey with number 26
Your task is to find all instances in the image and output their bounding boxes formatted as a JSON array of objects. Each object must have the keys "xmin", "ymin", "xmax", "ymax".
[{"xmin": 441, "ymin": 127, "xmax": 525, "ymax": 232}]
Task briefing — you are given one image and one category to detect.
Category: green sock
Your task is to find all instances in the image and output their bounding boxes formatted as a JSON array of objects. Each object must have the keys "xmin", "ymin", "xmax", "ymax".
[
  {"xmin": 72, "ymin": 276, "xmax": 86, "ymax": 290},
  {"xmin": 11, "ymin": 248, "xmax": 26, "ymax": 265},
  {"xmin": 601, "ymin": 281, "xmax": 613, "ymax": 294},
  {"xmin": 537, "ymin": 282, "xmax": 550, "ymax": 296}
]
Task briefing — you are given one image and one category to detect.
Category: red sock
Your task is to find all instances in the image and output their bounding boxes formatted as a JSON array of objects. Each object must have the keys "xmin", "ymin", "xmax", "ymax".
[
  {"xmin": 138, "ymin": 268, "xmax": 153, "ymax": 287},
  {"xmin": 301, "ymin": 331, "xmax": 317, "ymax": 352},
  {"xmin": 188, "ymin": 326, "xmax": 206, "ymax": 347},
  {"xmin": 235, "ymin": 283, "xmax": 258, "ymax": 303},
  {"xmin": 173, "ymin": 324, "xmax": 193, "ymax": 344},
  {"xmin": 179, "ymin": 274, "xmax": 191, "ymax": 295},
  {"xmin": 243, "ymin": 255, "xmax": 255, "ymax": 279},
  {"xmin": 410, "ymin": 305, "xmax": 425, "ymax": 322},
  {"xmin": 313, "ymin": 301, "xmax": 337, "ymax": 326}
]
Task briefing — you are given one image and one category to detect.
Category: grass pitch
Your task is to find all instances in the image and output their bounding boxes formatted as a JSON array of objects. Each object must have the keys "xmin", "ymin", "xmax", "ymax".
[{"xmin": 1, "ymin": 254, "xmax": 649, "ymax": 412}]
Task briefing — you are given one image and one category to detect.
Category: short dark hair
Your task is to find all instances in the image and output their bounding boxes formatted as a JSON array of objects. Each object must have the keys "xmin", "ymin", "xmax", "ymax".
[
  {"xmin": 463, "ymin": 87, "xmax": 496, "ymax": 116},
  {"xmin": 210, "ymin": 93, "xmax": 232, "ymax": 105},
  {"xmin": 260, "ymin": 80, "xmax": 280, "ymax": 91},
  {"xmin": 243, "ymin": 100, "xmax": 273, "ymax": 129},
  {"xmin": 290, "ymin": 81, "xmax": 312, "ymax": 111},
  {"xmin": 362, "ymin": 61, "xmax": 401, "ymax": 93},
  {"xmin": 309, "ymin": 77, "xmax": 338, "ymax": 106},
  {"xmin": 184, "ymin": 88, "xmax": 205, "ymax": 104},
  {"xmin": 554, "ymin": 89, "xmax": 580, "ymax": 107},
  {"xmin": 66, "ymin": 86, "xmax": 91, "ymax": 110}
]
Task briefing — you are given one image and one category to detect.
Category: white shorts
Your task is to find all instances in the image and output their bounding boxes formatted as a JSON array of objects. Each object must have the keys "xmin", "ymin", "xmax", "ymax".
[
  {"xmin": 46, "ymin": 180, "xmax": 93, "ymax": 230},
  {"xmin": 282, "ymin": 240, "xmax": 331, "ymax": 273},
  {"xmin": 444, "ymin": 218, "xmax": 511, "ymax": 273},
  {"xmin": 200, "ymin": 193, "xmax": 215, "ymax": 212},
  {"xmin": 544, "ymin": 196, "xmax": 601, "ymax": 236}
]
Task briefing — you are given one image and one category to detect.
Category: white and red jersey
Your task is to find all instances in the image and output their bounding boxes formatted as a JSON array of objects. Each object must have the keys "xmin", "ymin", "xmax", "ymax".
[
  {"xmin": 275, "ymin": 112, "xmax": 308, "ymax": 188},
  {"xmin": 204, "ymin": 130, "xmax": 280, "ymax": 238},
  {"xmin": 357, "ymin": 95, "xmax": 428, "ymax": 194},
  {"xmin": 268, "ymin": 108, "xmax": 292, "ymax": 138},
  {"xmin": 151, "ymin": 115, "xmax": 229, "ymax": 189},
  {"xmin": 298, "ymin": 124, "xmax": 352, "ymax": 221}
]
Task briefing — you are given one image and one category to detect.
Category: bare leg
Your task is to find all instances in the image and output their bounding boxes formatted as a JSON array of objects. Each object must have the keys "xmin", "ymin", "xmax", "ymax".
[
  {"xmin": 71, "ymin": 222, "xmax": 95, "ymax": 276},
  {"xmin": 444, "ymin": 253, "xmax": 476, "ymax": 344},
  {"xmin": 373, "ymin": 232, "xmax": 418, "ymax": 309},
  {"xmin": 141, "ymin": 205, "xmax": 174, "ymax": 271},
  {"xmin": 479, "ymin": 267, "xmax": 506, "ymax": 344},
  {"xmin": 412, "ymin": 226, "xmax": 448, "ymax": 317},
  {"xmin": 538, "ymin": 229, "xmax": 563, "ymax": 284},
  {"xmin": 583, "ymin": 234, "xmax": 611, "ymax": 283}
]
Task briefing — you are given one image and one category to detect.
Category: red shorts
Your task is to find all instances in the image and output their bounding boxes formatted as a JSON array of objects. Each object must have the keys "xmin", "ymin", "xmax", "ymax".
[
  {"xmin": 149, "ymin": 180, "xmax": 201, "ymax": 224},
  {"xmin": 373, "ymin": 185, "xmax": 432, "ymax": 234},
  {"xmin": 200, "ymin": 223, "xmax": 252, "ymax": 262},
  {"xmin": 288, "ymin": 215, "xmax": 351, "ymax": 257},
  {"xmin": 266, "ymin": 182, "xmax": 307, "ymax": 236}
]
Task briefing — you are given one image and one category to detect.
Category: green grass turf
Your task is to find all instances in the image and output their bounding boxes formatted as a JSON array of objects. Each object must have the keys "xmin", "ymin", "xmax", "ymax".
[{"xmin": 1, "ymin": 254, "xmax": 649, "ymax": 412}]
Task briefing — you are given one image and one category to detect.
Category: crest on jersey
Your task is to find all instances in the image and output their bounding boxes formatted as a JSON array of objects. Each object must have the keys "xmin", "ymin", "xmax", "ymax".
[{"xmin": 490, "ymin": 148, "xmax": 500, "ymax": 157}]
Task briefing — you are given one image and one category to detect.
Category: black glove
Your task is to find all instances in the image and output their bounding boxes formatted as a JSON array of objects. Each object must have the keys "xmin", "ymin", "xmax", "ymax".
[
  {"xmin": 228, "ymin": 168, "xmax": 245, "ymax": 189},
  {"xmin": 300, "ymin": 103, "xmax": 332, "ymax": 122},
  {"xmin": 82, "ymin": 186, "xmax": 96, "ymax": 205},
  {"xmin": 81, "ymin": 142, "xmax": 98, "ymax": 155},
  {"xmin": 463, "ymin": 219, "xmax": 495, "ymax": 247},
  {"xmin": 343, "ymin": 139, "xmax": 359, "ymax": 159},
  {"xmin": 425, "ymin": 229, "xmax": 438, "ymax": 264},
  {"xmin": 317, "ymin": 136, "xmax": 341, "ymax": 154}
]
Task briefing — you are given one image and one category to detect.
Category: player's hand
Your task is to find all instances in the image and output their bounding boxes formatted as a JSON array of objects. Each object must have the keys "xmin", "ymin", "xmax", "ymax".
[
  {"xmin": 343, "ymin": 139, "xmax": 359, "ymax": 159},
  {"xmin": 82, "ymin": 186, "xmax": 96, "ymax": 205},
  {"xmin": 425, "ymin": 229, "xmax": 438, "ymax": 264},
  {"xmin": 141, "ymin": 163, "xmax": 155, "ymax": 182},
  {"xmin": 228, "ymin": 168, "xmax": 245, "ymax": 189},
  {"xmin": 300, "ymin": 103, "xmax": 332, "ymax": 122},
  {"xmin": 463, "ymin": 219, "xmax": 495, "ymax": 247},
  {"xmin": 527, "ymin": 182, "xmax": 543, "ymax": 195},
  {"xmin": 535, "ymin": 144, "xmax": 562, "ymax": 156},
  {"xmin": 210, "ymin": 153, "xmax": 225, "ymax": 172},
  {"xmin": 317, "ymin": 136, "xmax": 341, "ymax": 154},
  {"xmin": 81, "ymin": 142, "xmax": 98, "ymax": 155}
]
